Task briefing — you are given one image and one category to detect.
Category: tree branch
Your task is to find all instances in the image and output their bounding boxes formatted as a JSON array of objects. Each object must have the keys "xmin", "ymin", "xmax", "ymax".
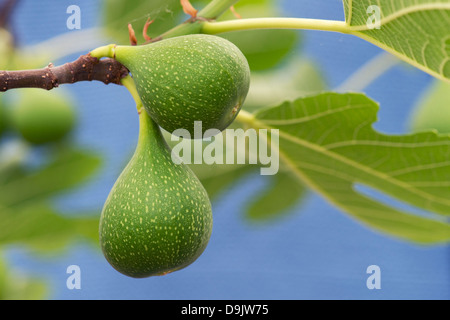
[
  {"xmin": 0, "ymin": 0, "xmax": 240, "ymax": 92},
  {"xmin": 0, "ymin": 54, "xmax": 129, "ymax": 92}
]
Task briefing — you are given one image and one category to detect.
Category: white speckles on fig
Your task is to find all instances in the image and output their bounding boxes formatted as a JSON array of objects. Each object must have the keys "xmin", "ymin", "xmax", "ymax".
[
  {"xmin": 114, "ymin": 34, "xmax": 251, "ymax": 137},
  {"xmin": 99, "ymin": 110, "xmax": 213, "ymax": 278}
]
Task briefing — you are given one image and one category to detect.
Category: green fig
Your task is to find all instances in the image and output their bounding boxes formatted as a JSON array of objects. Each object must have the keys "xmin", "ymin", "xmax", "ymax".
[
  {"xmin": 99, "ymin": 108, "xmax": 213, "ymax": 278},
  {"xmin": 9, "ymin": 89, "xmax": 76, "ymax": 145},
  {"xmin": 112, "ymin": 34, "xmax": 251, "ymax": 137}
]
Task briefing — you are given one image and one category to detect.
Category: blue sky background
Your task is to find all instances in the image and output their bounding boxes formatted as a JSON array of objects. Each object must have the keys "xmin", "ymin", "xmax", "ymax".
[{"xmin": 2, "ymin": 0, "xmax": 449, "ymax": 300}]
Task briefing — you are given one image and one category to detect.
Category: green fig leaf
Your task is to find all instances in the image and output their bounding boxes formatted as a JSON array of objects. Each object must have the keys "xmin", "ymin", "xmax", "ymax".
[
  {"xmin": 0, "ymin": 148, "xmax": 101, "ymax": 253},
  {"xmin": 0, "ymin": 202, "xmax": 99, "ymax": 251},
  {"xmin": 0, "ymin": 28, "xmax": 14, "ymax": 70},
  {"xmin": 102, "ymin": 0, "xmax": 189, "ymax": 45},
  {"xmin": 219, "ymin": 3, "xmax": 300, "ymax": 71},
  {"xmin": 245, "ymin": 170, "xmax": 306, "ymax": 221},
  {"xmin": 220, "ymin": 28, "xmax": 299, "ymax": 72},
  {"xmin": 343, "ymin": 0, "xmax": 450, "ymax": 82},
  {"xmin": 0, "ymin": 252, "xmax": 48, "ymax": 300},
  {"xmin": 409, "ymin": 80, "xmax": 450, "ymax": 134},
  {"xmin": 190, "ymin": 162, "xmax": 255, "ymax": 199},
  {"xmin": 0, "ymin": 148, "xmax": 101, "ymax": 207},
  {"xmin": 242, "ymin": 92, "xmax": 450, "ymax": 243},
  {"xmin": 244, "ymin": 58, "xmax": 328, "ymax": 112}
]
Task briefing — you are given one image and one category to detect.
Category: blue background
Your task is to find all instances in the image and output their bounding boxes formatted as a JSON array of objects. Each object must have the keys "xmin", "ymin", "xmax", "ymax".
[{"xmin": 3, "ymin": 0, "xmax": 449, "ymax": 299}]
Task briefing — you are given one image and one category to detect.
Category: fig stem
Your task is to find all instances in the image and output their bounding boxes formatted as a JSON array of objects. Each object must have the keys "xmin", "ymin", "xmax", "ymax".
[
  {"xmin": 89, "ymin": 44, "xmax": 116, "ymax": 60},
  {"xmin": 236, "ymin": 109, "xmax": 255, "ymax": 126},
  {"xmin": 201, "ymin": 17, "xmax": 351, "ymax": 35},
  {"xmin": 120, "ymin": 75, "xmax": 144, "ymax": 113}
]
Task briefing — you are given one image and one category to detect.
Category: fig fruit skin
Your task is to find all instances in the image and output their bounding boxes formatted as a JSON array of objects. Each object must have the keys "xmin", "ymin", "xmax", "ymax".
[
  {"xmin": 9, "ymin": 89, "xmax": 76, "ymax": 145},
  {"xmin": 114, "ymin": 34, "xmax": 251, "ymax": 137},
  {"xmin": 99, "ymin": 109, "xmax": 213, "ymax": 278}
]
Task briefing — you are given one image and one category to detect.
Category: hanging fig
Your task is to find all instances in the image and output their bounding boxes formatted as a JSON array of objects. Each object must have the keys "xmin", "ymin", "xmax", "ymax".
[
  {"xmin": 92, "ymin": 34, "xmax": 251, "ymax": 137},
  {"xmin": 99, "ymin": 107, "xmax": 213, "ymax": 278}
]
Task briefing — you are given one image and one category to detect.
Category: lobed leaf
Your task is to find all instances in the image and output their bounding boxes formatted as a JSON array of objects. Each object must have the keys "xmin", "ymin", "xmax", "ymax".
[
  {"xmin": 343, "ymin": 0, "xmax": 450, "ymax": 82},
  {"xmin": 0, "ymin": 202, "xmax": 99, "ymax": 251},
  {"xmin": 248, "ymin": 92, "xmax": 450, "ymax": 243},
  {"xmin": 0, "ymin": 148, "xmax": 101, "ymax": 208},
  {"xmin": 245, "ymin": 170, "xmax": 306, "ymax": 221}
]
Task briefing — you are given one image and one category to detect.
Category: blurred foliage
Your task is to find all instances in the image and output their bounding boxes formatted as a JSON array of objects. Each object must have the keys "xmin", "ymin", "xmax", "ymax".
[
  {"xmin": 220, "ymin": 28, "xmax": 298, "ymax": 71},
  {"xmin": 245, "ymin": 169, "xmax": 306, "ymax": 221},
  {"xmin": 102, "ymin": 0, "xmax": 300, "ymax": 72},
  {"xmin": 0, "ymin": 251, "xmax": 47, "ymax": 300},
  {"xmin": 0, "ymin": 24, "xmax": 102, "ymax": 299},
  {"xmin": 218, "ymin": 1, "xmax": 300, "ymax": 72},
  {"xmin": 409, "ymin": 80, "xmax": 450, "ymax": 134},
  {"xmin": 243, "ymin": 57, "xmax": 327, "ymax": 111},
  {"xmin": 0, "ymin": 141, "xmax": 102, "ymax": 300},
  {"xmin": 0, "ymin": 27, "xmax": 14, "ymax": 70},
  {"xmin": 0, "ymin": 94, "xmax": 9, "ymax": 138},
  {"xmin": 102, "ymin": 0, "xmax": 183, "ymax": 45},
  {"xmin": 0, "ymin": 148, "xmax": 101, "ymax": 250}
]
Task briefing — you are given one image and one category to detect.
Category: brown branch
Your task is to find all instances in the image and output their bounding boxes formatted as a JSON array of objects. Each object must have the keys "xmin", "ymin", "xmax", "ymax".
[{"xmin": 0, "ymin": 54, "xmax": 129, "ymax": 92}]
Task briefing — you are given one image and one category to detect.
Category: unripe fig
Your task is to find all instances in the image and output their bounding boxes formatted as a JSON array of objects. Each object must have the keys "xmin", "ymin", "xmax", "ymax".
[
  {"xmin": 9, "ymin": 89, "xmax": 76, "ymax": 145},
  {"xmin": 99, "ymin": 108, "xmax": 213, "ymax": 278},
  {"xmin": 113, "ymin": 34, "xmax": 251, "ymax": 137}
]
